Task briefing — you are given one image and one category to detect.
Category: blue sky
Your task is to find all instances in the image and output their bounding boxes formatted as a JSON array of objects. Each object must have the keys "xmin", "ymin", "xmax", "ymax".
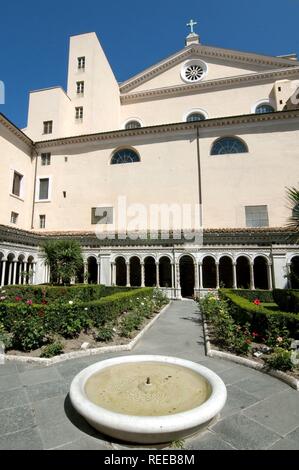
[{"xmin": 1, "ymin": 0, "xmax": 299, "ymax": 129}]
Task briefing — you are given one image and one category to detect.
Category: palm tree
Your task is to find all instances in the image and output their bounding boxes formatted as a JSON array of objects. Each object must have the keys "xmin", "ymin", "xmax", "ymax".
[
  {"xmin": 42, "ymin": 239, "xmax": 83, "ymax": 285},
  {"xmin": 286, "ymin": 186, "xmax": 299, "ymax": 242}
]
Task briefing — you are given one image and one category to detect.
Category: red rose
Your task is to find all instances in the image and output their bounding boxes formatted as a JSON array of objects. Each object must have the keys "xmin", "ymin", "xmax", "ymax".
[
  {"xmin": 26, "ymin": 299, "xmax": 33, "ymax": 305},
  {"xmin": 15, "ymin": 296, "xmax": 22, "ymax": 301},
  {"xmin": 253, "ymin": 299, "xmax": 261, "ymax": 306}
]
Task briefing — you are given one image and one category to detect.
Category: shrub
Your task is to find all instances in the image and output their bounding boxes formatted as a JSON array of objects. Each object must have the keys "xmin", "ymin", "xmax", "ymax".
[
  {"xmin": 230, "ymin": 289, "xmax": 273, "ymax": 303},
  {"xmin": 119, "ymin": 313, "xmax": 142, "ymax": 337},
  {"xmin": 273, "ymin": 289, "xmax": 299, "ymax": 313},
  {"xmin": 264, "ymin": 348, "xmax": 294, "ymax": 372},
  {"xmin": 219, "ymin": 289, "xmax": 299, "ymax": 338},
  {"xmin": 265, "ymin": 316, "xmax": 291, "ymax": 349},
  {"xmin": 11, "ymin": 316, "xmax": 46, "ymax": 351},
  {"xmin": 94, "ymin": 324, "xmax": 115, "ymax": 342},
  {"xmin": 0, "ymin": 287, "xmax": 158, "ymax": 351},
  {"xmin": 1, "ymin": 284, "xmax": 131, "ymax": 304},
  {"xmin": 0, "ymin": 322, "xmax": 12, "ymax": 349},
  {"xmin": 40, "ymin": 341, "xmax": 64, "ymax": 358}
]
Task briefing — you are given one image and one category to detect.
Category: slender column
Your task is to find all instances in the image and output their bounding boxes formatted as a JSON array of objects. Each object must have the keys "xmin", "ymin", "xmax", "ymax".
[
  {"xmin": 175, "ymin": 262, "xmax": 180, "ymax": 289},
  {"xmin": 97, "ymin": 261, "xmax": 100, "ymax": 285},
  {"xmin": 8, "ymin": 262, "xmax": 13, "ymax": 285},
  {"xmin": 141, "ymin": 262, "xmax": 145, "ymax": 287},
  {"xmin": 32, "ymin": 262, "xmax": 37, "ymax": 285},
  {"xmin": 113, "ymin": 262, "xmax": 116, "ymax": 285},
  {"xmin": 110, "ymin": 262, "xmax": 116, "ymax": 285},
  {"xmin": 170, "ymin": 262, "xmax": 174, "ymax": 288},
  {"xmin": 199, "ymin": 262, "xmax": 203, "ymax": 289},
  {"xmin": 267, "ymin": 262, "xmax": 273, "ymax": 290},
  {"xmin": 1, "ymin": 260, "xmax": 6, "ymax": 286},
  {"xmin": 155, "ymin": 262, "xmax": 160, "ymax": 287},
  {"xmin": 195, "ymin": 262, "xmax": 200, "ymax": 290},
  {"xmin": 18, "ymin": 263, "xmax": 22, "ymax": 284},
  {"xmin": 12, "ymin": 261, "xmax": 17, "ymax": 285},
  {"xmin": 286, "ymin": 263, "xmax": 292, "ymax": 288},
  {"xmin": 126, "ymin": 262, "xmax": 131, "ymax": 287},
  {"xmin": 232, "ymin": 262, "xmax": 237, "ymax": 289},
  {"xmin": 250, "ymin": 262, "xmax": 255, "ymax": 290},
  {"xmin": 83, "ymin": 261, "xmax": 88, "ymax": 284},
  {"xmin": 23, "ymin": 262, "xmax": 28, "ymax": 285},
  {"xmin": 216, "ymin": 262, "xmax": 220, "ymax": 289}
]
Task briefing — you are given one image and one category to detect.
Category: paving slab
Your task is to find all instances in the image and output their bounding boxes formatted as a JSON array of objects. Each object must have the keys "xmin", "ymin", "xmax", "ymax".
[
  {"xmin": 186, "ymin": 430, "xmax": 236, "ymax": 450},
  {"xmin": 0, "ymin": 405, "xmax": 36, "ymax": 437},
  {"xmin": 244, "ymin": 389, "xmax": 299, "ymax": 436},
  {"xmin": 0, "ymin": 427, "xmax": 43, "ymax": 450},
  {"xmin": 211, "ymin": 414, "xmax": 280, "ymax": 450}
]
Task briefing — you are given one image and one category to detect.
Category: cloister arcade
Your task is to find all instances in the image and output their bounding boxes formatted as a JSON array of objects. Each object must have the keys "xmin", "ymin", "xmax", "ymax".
[
  {"xmin": 82, "ymin": 252, "xmax": 278, "ymax": 297},
  {"xmin": 0, "ymin": 251, "xmax": 36, "ymax": 286},
  {"xmin": 1, "ymin": 247, "xmax": 298, "ymax": 298}
]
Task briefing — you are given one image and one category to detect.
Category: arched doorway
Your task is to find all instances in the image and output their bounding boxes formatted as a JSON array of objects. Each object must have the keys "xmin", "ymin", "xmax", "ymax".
[
  {"xmin": 290, "ymin": 256, "xmax": 299, "ymax": 288},
  {"xmin": 236, "ymin": 256, "xmax": 250, "ymax": 289},
  {"xmin": 144, "ymin": 257, "xmax": 156, "ymax": 287},
  {"xmin": 130, "ymin": 256, "xmax": 141, "ymax": 287},
  {"xmin": 202, "ymin": 256, "xmax": 216, "ymax": 288},
  {"xmin": 219, "ymin": 256, "xmax": 233, "ymax": 288},
  {"xmin": 159, "ymin": 257, "xmax": 172, "ymax": 287},
  {"xmin": 254, "ymin": 256, "xmax": 269, "ymax": 289},
  {"xmin": 115, "ymin": 257, "xmax": 127, "ymax": 286},
  {"xmin": 179, "ymin": 255, "xmax": 194, "ymax": 297},
  {"xmin": 87, "ymin": 256, "xmax": 97, "ymax": 284}
]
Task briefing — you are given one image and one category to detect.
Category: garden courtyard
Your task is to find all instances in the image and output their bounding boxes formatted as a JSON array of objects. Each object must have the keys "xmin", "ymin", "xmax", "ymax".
[{"xmin": 1, "ymin": 299, "xmax": 299, "ymax": 450}]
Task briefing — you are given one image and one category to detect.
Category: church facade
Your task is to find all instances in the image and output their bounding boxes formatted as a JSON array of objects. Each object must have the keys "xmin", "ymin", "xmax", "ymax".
[{"xmin": 0, "ymin": 26, "xmax": 299, "ymax": 297}]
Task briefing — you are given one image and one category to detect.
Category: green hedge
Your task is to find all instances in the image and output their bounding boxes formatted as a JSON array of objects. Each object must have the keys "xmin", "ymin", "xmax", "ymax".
[
  {"xmin": 0, "ymin": 287, "xmax": 155, "ymax": 350},
  {"xmin": 0, "ymin": 284, "xmax": 132, "ymax": 303},
  {"xmin": 229, "ymin": 289, "xmax": 273, "ymax": 303},
  {"xmin": 219, "ymin": 289, "xmax": 299, "ymax": 337},
  {"xmin": 273, "ymin": 289, "xmax": 299, "ymax": 313}
]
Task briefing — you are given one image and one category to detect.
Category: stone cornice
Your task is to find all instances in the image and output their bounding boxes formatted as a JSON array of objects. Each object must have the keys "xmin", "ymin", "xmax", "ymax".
[
  {"xmin": 120, "ymin": 44, "xmax": 298, "ymax": 93},
  {"xmin": 0, "ymin": 113, "xmax": 33, "ymax": 149},
  {"xmin": 0, "ymin": 225, "xmax": 298, "ymax": 248},
  {"xmin": 120, "ymin": 66, "xmax": 299, "ymax": 104},
  {"xmin": 34, "ymin": 109, "xmax": 299, "ymax": 150}
]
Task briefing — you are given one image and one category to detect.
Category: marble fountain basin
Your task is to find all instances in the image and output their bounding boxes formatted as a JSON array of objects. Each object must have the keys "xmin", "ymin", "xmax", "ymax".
[{"xmin": 69, "ymin": 355, "xmax": 227, "ymax": 444}]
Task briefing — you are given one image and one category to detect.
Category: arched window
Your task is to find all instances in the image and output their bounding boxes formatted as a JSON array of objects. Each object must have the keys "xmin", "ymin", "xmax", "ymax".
[
  {"xmin": 125, "ymin": 120, "xmax": 142, "ymax": 130},
  {"xmin": 111, "ymin": 148, "xmax": 140, "ymax": 165},
  {"xmin": 211, "ymin": 137, "xmax": 248, "ymax": 155},
  {"xmin": 186, "ymin": 112, "xmax": 206, "ymax": 122},
  {"xmin": 255, "ymin": 103, "xmax": 275, "ymax": 114}
]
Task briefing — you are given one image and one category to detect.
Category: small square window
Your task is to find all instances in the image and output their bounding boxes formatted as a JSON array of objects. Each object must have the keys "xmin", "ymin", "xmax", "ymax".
[
  {"xmin": 78, "ymin": 57, "xmax": 85, "ymax": 70},
  {"xmin": 245, "ymin": 205, "xmax": 269, "ymax": 228},
  {"xmin": 12, "ymin": 171, "xmax": 23, "ymax": 197},
  {"xmin": 39, "ymin": 178, "xmax": 49, "ymax": 200},
  {"xmin": 10, "ymin": 212, "xmax": 18, "ymax": 224},
  {"xmin": 41, "ymin": 153, "xmax": 51, "ymax": 166},
  {"xmin": 278, "ymin": 87, "xmax": 281, "ymax": 92},
  {"xmin": 39, "ymin": 214, "xmax": 46, "ymax": 229},
  {"xmin": 43, "ymin": 121, "xmax": 53, "ymax": 134},
  {"xmin": 76, "ymin": 81, "xmax": 84, "ymax": 94},
  {"xmin": 75, "ymin": 106, "xmax": 83, "ymax": 119}
]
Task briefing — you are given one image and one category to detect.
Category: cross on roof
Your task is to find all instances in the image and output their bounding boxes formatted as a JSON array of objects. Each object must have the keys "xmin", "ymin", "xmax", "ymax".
[{"xmin": 187, "ymin": 19, "xmax": 197, "ymax": 34}]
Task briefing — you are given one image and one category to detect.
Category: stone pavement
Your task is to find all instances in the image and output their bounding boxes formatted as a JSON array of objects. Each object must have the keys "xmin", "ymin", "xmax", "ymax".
[{"xmin": 0, "ymin": 300, "xmax": 299, "ymax": 450}]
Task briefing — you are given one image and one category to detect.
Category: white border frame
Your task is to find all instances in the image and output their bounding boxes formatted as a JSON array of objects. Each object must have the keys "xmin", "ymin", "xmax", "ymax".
[
  {"xmin": 251, "ymin": 99, "xmax": 275, "ymax": 114},
  {"xmin": 122, "ymin": 118, "xmax": 144, "ymax": 130},
  {"xmin": 183, "ymin": 108, "xmax": 209, "ymax": 122},
  {"xmin": 180, "ymin": 59, "xmax": 208, "ymax": 84},
  {"xmin": 35, "ymin": 175, "xmax": 52, "ymax": 202}
]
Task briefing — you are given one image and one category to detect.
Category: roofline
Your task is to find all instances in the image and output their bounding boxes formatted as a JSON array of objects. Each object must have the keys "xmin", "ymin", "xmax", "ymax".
[
  {"xmin": 0, "ymin": 113, "xmax": 33, "ymax": 147},
  {"xmin": 34, "ymin": 109, "xmax": 299, "ymax": 149},
  {"xmin": 120, "ymin": 43, "xmax": 299, "ymax": 93}
]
